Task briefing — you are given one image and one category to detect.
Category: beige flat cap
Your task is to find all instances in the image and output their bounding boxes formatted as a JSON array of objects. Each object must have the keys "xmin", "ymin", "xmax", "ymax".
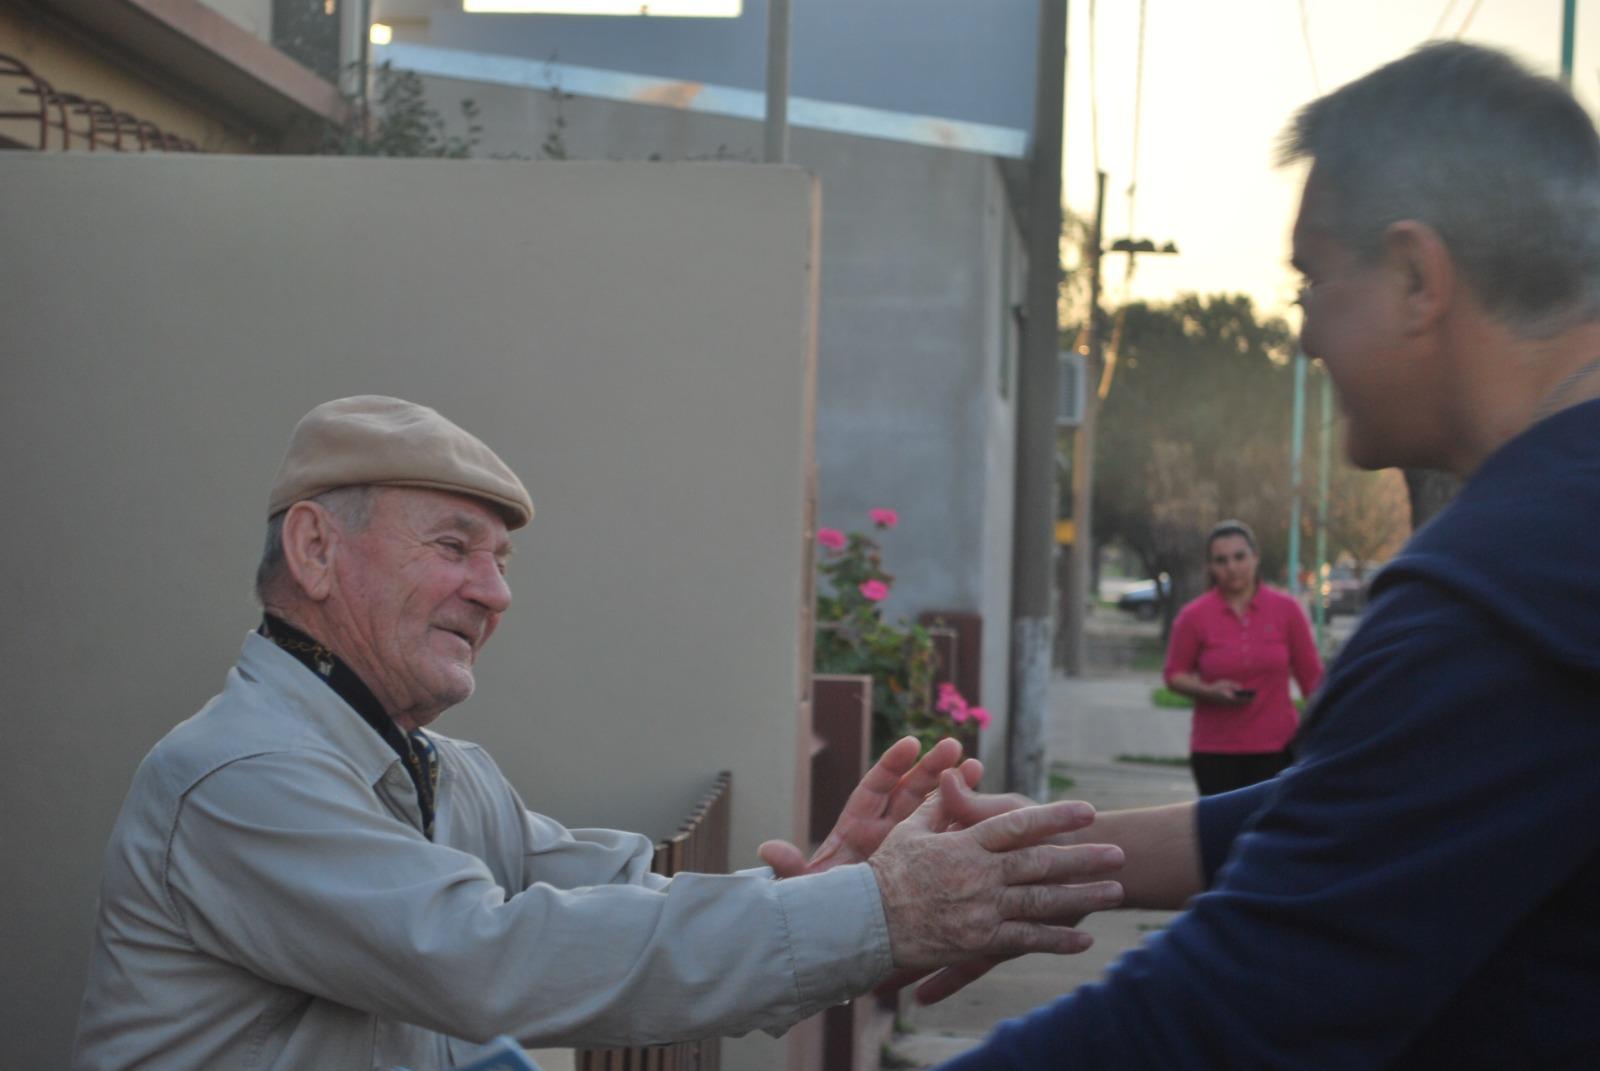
[{"xmin": 267, "ymin": 396, "xmax": 534, "ymax": 529}]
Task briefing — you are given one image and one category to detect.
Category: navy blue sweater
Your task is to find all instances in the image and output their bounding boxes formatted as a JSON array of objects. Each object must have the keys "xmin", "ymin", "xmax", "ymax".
[{"xmin": 941, "ymin": 399, "xmax": 1600, "ymax": 1069}]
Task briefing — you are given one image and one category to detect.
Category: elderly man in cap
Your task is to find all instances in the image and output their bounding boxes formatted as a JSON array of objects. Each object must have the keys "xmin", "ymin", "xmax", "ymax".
[{"xmin": 72, "ymin": 395, "xmax": 1124, "ymax": 1070}]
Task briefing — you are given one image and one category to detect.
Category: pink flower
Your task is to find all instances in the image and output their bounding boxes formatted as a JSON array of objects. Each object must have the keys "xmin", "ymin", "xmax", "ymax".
[
  {"xmin": 858, "ymin": 579, "xmax": 889, "ymax": 602},
  {"xmin": 969, "ymin": 706, "xmax": 992, "ymax": 730},
  {"xmin": 816, "ymin": 528, "xmax": 846, "ymax": 551},
  {"xmin": 869, "ymin": 507, "xmax": 900, "ymax": 529},
  {"xmin": 936, "ymin": 682, "xmax": 969, "ymax": 720}
]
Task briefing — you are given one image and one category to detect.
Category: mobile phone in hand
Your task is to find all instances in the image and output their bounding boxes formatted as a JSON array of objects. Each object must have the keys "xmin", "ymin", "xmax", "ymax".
[{"xmin": 1234, "ymin": 688, "xmax": 1257, "ymax": 700}]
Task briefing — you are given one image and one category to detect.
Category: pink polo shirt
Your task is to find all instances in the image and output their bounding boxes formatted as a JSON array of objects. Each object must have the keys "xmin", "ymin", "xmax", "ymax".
[{"xmin": 1164, "ymin": 585, "xmax": 1323, "ymax": 754}]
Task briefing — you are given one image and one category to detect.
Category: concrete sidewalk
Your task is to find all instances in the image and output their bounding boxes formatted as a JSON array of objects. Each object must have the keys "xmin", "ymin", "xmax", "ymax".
[{"xmin": 886, "ymin": 668, "xmax": 1196, "ymax": 1069}]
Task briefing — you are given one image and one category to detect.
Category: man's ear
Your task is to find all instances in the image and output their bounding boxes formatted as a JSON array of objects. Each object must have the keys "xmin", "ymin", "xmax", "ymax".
[
  {"xmin": 1383, "ymin": 220, "xmax": 1454, "ymax": 336},
  {"xmin": 281, "ymin": 501, "xmax": 341, "ymax": 603}
]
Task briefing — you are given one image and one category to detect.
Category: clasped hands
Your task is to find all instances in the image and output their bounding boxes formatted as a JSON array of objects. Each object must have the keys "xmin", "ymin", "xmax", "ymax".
[{"xmin": 758, "ymin": 737, "xmax": 1124, "ymax": 1005}]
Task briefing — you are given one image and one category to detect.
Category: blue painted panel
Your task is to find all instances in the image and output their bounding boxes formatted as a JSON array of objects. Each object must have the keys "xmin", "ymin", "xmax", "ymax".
[{"xmin": 425, "ymin": 0, "xmax": 1040, "ymax": 134}]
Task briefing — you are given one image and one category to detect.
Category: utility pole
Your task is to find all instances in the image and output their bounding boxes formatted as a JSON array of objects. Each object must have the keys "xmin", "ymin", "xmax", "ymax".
[
  {"xmin": 1292, "ymin": 359, "xmax": 1333, "ymax": 644},
  {"xmin": 1287, "ymin": 350, "xmax": 1307, "ymax": 595},
  {"xmin": 1562, "ymin": 0, "xmax": 1577, "ymax": 87},
  {"xmin": 1006, "ymin": 0, "xmax": 1068, "ymax": 799},
  {"xmin": 1314, "ymin": 371, "xmax": 1332, "ymax": 647},
  {"xmin": 764, "ymin": 0, "xmax": 791, "ymax": 163},
  {"xmin": 1057, "ymin": 184, "xmax": 1175, "ymax": 676},
  {"xmin": 1059, "ymin": 171, "xmax": 1106, "ymax": 678}
]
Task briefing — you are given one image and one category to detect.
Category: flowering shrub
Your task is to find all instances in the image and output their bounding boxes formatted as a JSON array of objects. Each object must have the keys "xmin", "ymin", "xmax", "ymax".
[
  {"xmin": 858, "ymin": 579, "xmax": 889, "ymax": 602},
  {"xmin": 816, "ymin": 528, "xmax": 847, "ymax": 551},
  {"xmin": 813, "ymin": 509, "xmax": 980, "ymax": 753},
  {"xmin": 935, "ymin": 682, "xmax": 992, "ymax": 730}
]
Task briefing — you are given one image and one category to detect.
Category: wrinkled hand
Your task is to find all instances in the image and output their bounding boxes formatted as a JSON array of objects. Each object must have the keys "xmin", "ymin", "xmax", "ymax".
[
  {"xmin": 871, "ymin": 773, "xmax": 1086, "ymax": 1003},
  {"xmin": 758, "ymin": 737, "xmax": 981, "ymax": 878},
  {"xmin": 868, "ymin": 770, "xmax": 1125, "ymax": 971}
]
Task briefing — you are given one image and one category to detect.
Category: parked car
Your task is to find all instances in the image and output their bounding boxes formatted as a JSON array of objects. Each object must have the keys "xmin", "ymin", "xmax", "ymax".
[
  {"xmin": 1320, "ymin": 564, "xmax": 1374, "ymax": 618},
  {"xmin": 1116, "ymin": 577, "xmax": 1170, "ymax": 621}
]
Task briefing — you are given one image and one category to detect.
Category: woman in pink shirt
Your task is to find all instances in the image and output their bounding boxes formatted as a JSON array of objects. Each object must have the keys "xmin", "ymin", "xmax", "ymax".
[{"xmin": 1164, "ymin": 519, "xmax": 1323, "ymax": 796}]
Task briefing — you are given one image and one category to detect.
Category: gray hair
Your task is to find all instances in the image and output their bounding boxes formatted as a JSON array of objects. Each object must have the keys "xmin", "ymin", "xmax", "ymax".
[
  {"xmin": 1279, "ymin": 41, "xmax": 1600, "ymax": 337},
  {"xmin": 254, "ymin": 486, "xmax": 376, "ymax": 605}
]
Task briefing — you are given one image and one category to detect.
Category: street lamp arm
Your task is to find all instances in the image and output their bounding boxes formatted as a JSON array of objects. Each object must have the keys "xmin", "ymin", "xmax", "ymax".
[{"xmin": 1106, "ymin": 237, "xmax": 1179, "ymax": 255}]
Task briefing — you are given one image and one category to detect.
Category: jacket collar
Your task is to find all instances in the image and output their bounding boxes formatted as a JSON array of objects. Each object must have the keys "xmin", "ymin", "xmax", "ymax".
[{"xmin": 234, "ymin": 631, "xmax": 405, "ymax": 788}]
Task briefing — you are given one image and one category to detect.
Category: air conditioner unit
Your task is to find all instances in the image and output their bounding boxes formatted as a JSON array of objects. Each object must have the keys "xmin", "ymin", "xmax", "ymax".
[{"xmin": 1057, "ymin": 351, "xmax": 1086, "ymax": 426}]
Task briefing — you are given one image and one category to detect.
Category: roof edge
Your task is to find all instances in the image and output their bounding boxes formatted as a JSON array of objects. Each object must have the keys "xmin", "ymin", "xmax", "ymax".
[
  {"xmin": 376, "ymin": 41, "xmax": 1028, "ymax": 160},
  {"xmin": 29, "ymin": 0, "xmax": 350, "ymax": 134}
]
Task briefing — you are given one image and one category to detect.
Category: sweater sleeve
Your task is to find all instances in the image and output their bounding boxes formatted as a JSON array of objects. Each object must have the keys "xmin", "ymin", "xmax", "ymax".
[
  {"xmin": 937, "ymin": 587, "xmax": 1600, "ymax": 1069},
  {"xmin": 1195, "ymin": 780, "xmax": 1272, "ymax": 885}
]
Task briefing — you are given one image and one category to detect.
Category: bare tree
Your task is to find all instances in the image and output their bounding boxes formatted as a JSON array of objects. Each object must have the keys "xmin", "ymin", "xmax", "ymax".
[
  {"xmin": 1145, "ymin": 439, "xmax": 1220, "ymax": 637},
  {"xmin": 1092, "ymin": 294, "xmax": 1298, "ymax": 601},
  {"xmin": 1324, "ymin": 465, "xmax": 1412, "ymax": 574},
  {"xmin": 1402, "ymin": 469, "xmax": 1462, "ymax": 530}
]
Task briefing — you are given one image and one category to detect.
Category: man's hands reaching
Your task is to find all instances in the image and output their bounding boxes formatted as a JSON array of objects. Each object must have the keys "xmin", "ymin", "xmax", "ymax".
[
  {"xmin": 758, "ymin": 737, "xmax": 1126, "ymax": 1005},
  {"xmin": 867, "ymin": 770, "xmax": 1124, "ymax": 971},
  {"xmin": 758, "ymin": 736, "xmax": 979, "ymax": 878}
]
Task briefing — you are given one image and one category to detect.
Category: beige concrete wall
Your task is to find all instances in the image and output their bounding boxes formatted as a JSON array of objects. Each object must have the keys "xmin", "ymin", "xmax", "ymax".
[
  {"xmin": 420, "ymin": 71, "xmax": 1023, "ymax": 779},
  {"xmin": 0, "ymin": 153, "xmax": 819, "ymax": 1069}
]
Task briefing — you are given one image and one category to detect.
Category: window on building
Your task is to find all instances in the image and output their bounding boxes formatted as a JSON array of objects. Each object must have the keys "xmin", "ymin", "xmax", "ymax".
[{"xmin": 274, "ymin": 0, "xmax": 343, "ymax": 85}]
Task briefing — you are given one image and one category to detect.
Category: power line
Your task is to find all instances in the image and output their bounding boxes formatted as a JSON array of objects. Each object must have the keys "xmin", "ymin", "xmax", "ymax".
[
  {"xmin": 1123, "ymin": 0, "xmax": 1148, "ymax": 291},
  {"xmin": 1099, "ymin": 0, "xmax": 1149, "ymax": 403},
  {"xmin": 1088, "ymin": 0, "xmax": 1101, "ymax": 173},
  {"xmin": 1299, "ymin": 0, "xmax": 1323, "ymax": 92},
  {"xmin": 1430, "ymin": 0, "xmax": 1460, "ymax": 39},
  {"xmin": 1454, "ymin": 0, "xmax": 1486, "ymax": 38}
]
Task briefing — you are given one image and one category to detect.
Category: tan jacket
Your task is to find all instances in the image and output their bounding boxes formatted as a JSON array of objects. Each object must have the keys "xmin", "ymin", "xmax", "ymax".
[{"xmin": 72, "ymin": 634, "xmax": 891, "ymax": 1070}]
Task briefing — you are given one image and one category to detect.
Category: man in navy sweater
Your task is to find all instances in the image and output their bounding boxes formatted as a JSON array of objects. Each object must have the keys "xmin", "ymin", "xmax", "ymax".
[{"xmin": 933, "ymin": 41, "xmax": 1600, "ymax": 1069}]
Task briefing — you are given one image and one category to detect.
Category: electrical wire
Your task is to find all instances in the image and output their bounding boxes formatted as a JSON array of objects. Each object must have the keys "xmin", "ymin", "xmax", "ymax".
[
  {"xmin": 1088, "ymin": 0, "xmax": 1101, "ymax": 174},
  {"xmin": 1454, "ymin": 0, "xmax": 1486, "ymax": 38},
  {"xmin": 1431, "ymin": 0, "xmax": 1460, "ymax": 39},
  {"xmin": 1098, "ymin": 0, "xmax": 1148, "ymax": 401},
  {"xmin": 1124, "ymin": 0, "xmax": 1147, "ymax": 287},
  {"xmin": 1299, "ymin": 0, "xmax": 1323, "ymax": 92}
]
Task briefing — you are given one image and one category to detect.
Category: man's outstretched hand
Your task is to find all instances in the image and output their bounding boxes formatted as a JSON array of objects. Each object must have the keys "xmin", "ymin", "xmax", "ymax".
[
  {"xmin": 758, "ymin": 736, "xmax": 980, "ymax": 878},
  {"xmin": 872, "ymin": 771, "xmax": 1091, "ymax": 1003},
  {"xmin": 758, "ymin": 741, "xmax": 1123, "ymax": 1002},
  {"xmin": 868, "ymin": 771, "xmax": 1125, "ymax": 971}
]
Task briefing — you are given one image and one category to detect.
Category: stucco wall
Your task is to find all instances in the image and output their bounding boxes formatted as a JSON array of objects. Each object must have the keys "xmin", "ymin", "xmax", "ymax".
[
  {"xmin": 416, "ymin": 72, "xmax": 1024, "ymax": 774},
  {"xmin": 807, "ymin": 133, "xmax": 1023, "ymax": 777},
  {"xmin": 0, "ymin": 153, "xmax": 819, "ymax": 1069}
]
